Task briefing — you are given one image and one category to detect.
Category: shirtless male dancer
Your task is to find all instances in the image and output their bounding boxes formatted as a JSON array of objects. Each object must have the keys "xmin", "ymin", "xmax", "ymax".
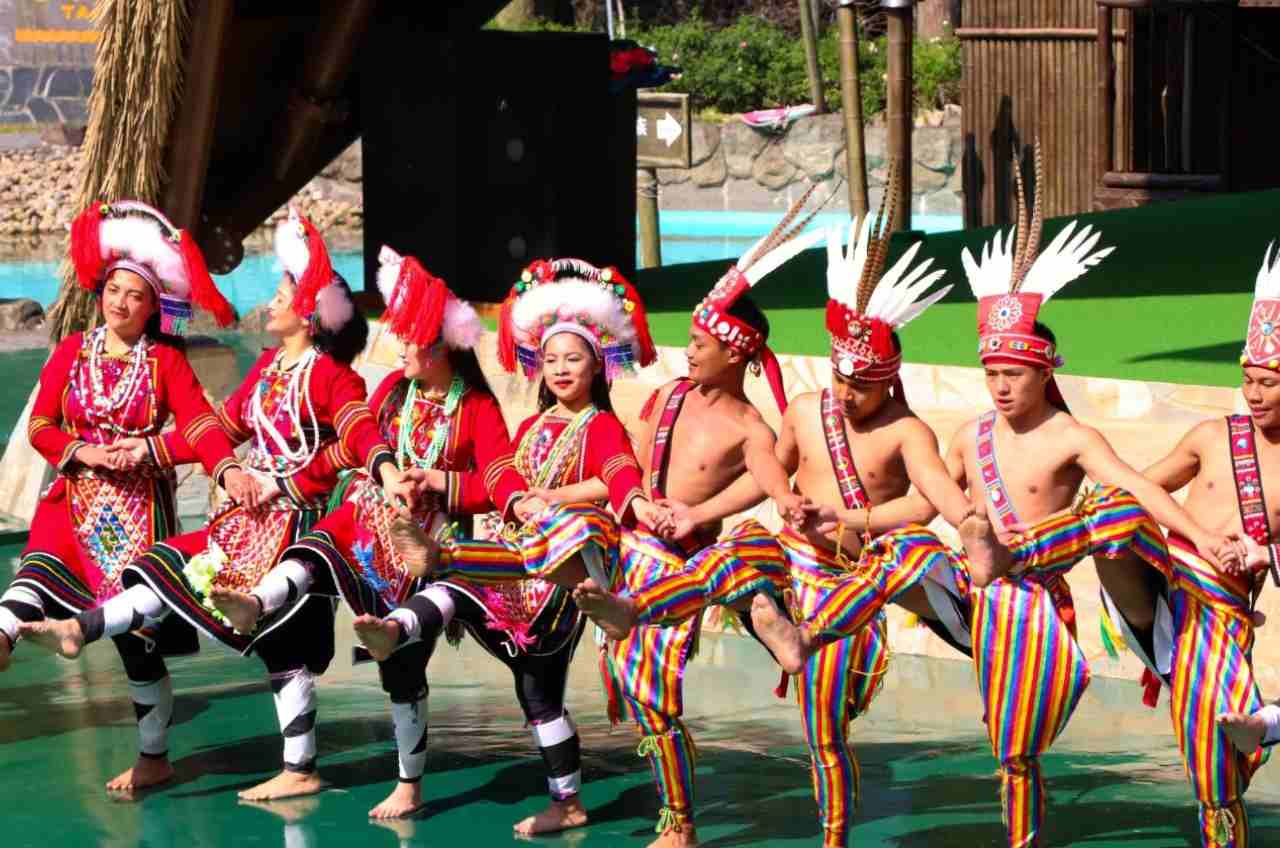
[
  {"xmin": 582, "ymin": 178, "xmax": 1001, "ymax": 847},
  {"xmin": 753, "ymin": 153, "xmax": 1235, "ymax": 848}
]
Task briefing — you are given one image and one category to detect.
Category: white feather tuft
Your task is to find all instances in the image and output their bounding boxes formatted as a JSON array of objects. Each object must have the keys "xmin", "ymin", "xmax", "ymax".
[
  {"xmin": 962, "ymin": 228, "xmax": 1015, "ymax": 300},
  {"xmin": 274, "ymin": 212, "xmax": 310, "ymax": 281},
  {"xmin": 1020, "ymin": 221, "xmax": 1114, "ymax": 304},
  {"xmin": 1255, "ymin": 241, "xmax": 1280, "ymax": 299},
  {"xmin": 443, "ymin": 298, "xmax": 485, "ymax": 350},
  {"xmin": 376, "ymin": 245, "xmax": 403, "ymax": 305},
  {"xmin": 825, "ymin": 217, "xmax": 873, "ymax": 307},
  {"xmin": 865, "ymin": 240, "xmax": 950, "ymax": 328},
  {"xmin": 99, "ymin": 215, "xmax": 188, "ymax": 295},
  {"xmin": 743, "ymin": 226, "xmax": 825, "ymax": 287}
]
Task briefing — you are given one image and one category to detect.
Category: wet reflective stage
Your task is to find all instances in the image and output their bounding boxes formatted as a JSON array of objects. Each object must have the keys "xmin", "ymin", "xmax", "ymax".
[{"xmin": 3, "ymin": 606, "xmax": 1279, "ymax": 847}]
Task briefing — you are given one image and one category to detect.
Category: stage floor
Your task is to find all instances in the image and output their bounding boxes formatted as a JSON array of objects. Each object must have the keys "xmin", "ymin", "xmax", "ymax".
[{"xmin": 3, "ymin": 586, "xmax": 1279, "ymax": 848}]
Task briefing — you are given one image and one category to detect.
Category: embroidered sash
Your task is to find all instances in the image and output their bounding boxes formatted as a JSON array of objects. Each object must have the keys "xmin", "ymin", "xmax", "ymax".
[
  {"xmin": 649, "ymin": 379, "xmax": 695, "ymax": 500},
  {"xmin": 1227, "ymin": 414, "xmax": 1279, "ymax": 587},
  {"xmin": 974, "ymin": 410, "xmax": 1076, "ymax": 631},
  {"xmin": 820, "ymin": 389, "xmax": 869, "ymax": 510},
  {"xmin": 976, "ymin": 410, "xmax": 1019, "ymax": 531}
]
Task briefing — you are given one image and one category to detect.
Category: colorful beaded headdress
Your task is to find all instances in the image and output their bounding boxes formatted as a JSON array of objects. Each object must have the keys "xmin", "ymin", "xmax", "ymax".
[
  {"xmin": 497, "ymin": 257, "xmax": 656, "ymax": 382},
  {"xmin": 275, "ymin": 207, "xmax": 354, "ymax": 333},
  {"xmin": 1243, "ymin": 242, "xmax": 1280, "ymax": 370},
  {"xmin": 825, "ymin": 161, "xmax": 950, "ymax": 403},
  {"xmin": 692, "ymin": 185, "xmax": 827, "ymax": 412},
  {"xmin": 961, "ymin": 145, "xmax": 1114, "ymax": 411},
  {"xmin": 69, "ymin": 199, "xmax": 234, "ymax": 335},
  {"xmin": 376, "ymin": 245, "xmax": 483, "ymax": 351}
]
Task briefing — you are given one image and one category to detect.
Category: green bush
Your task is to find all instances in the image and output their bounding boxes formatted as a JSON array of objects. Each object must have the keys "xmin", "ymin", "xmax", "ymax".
[
  {"xmin": 488, "ymin": 14, "xmax": 961, "ymax": 118},
  {"xmin": 631, "ymin": 17, "xmax": 959, "ymax": 118}
]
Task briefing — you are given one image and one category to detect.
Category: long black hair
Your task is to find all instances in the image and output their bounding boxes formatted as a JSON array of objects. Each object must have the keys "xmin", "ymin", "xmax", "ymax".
[
  {"xmin": 448, "ymin": 347, "xmax": 496, "ymax": 398},
  {"xmin": 310, "ymin": 275, "xmax": 369, "ymax": 365}
]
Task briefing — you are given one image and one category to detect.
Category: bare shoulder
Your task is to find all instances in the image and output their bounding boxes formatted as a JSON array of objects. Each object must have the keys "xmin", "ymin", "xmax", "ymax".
[
  {"xmin": 950, "ymin": 415, "xmax": 981, "ymax": 448},
  {"xmin": 785, "ymin": 390, "xmax": 822, "ymax": 419},
  {"xmin": 1182, "ymin": 416, "xmax": 1228, "ymax": 455},
  {"xmin": 896, "ymin": 410, "xmax": 941, "ymax": 446}
]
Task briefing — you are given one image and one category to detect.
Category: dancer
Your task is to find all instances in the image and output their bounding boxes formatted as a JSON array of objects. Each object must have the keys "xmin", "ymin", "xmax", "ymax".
[
  {"xmin": 371, "ymin": 257, "xmax": 666, "ymax": 825},
  {"xmin": 0, "ymin": 200, "xmax": 253, "ymax": 791},
  {"xmin": 757, "ymin": 150, "xmax": 1231, "ymax": 848},
  {"xmin": 571, "ymin": 193, "xmax": 858, "ymax": 847},
  {"xmin": 24, "ymin": 209, "xmax": 412, "ymax": 800},
  {"xmin": 1096, "ymin": 243, "xmax": 1280, "ymax": 847}
]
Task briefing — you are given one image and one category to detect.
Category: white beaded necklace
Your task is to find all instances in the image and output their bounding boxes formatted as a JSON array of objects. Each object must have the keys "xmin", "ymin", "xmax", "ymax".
[
  {"xmin": 248, "ymin": 346, "xmax": 320, "ymax": 477},
  {"xmin": 68, "ymin": 326, "xmax": 154, "ymax": 437}
]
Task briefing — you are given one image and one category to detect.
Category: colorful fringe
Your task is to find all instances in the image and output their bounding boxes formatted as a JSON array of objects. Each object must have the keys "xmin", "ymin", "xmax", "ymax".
[
  {"xmin": 635, "ymin": 716, "xmax": 698, "ymax": 833},
  {"xmin": 629, "ymin": 520, "xmax": 789, "ymax": 627},
  {"xmin": 779, "ymin": 528, "xmax": 888, "ymax": 848},
  {"xmin": 439, "ymin": 502, "xmax": 618, "ymax": 585},
  {"xmin": 1168, "ymin": 538, "xmax": 1267, "ymax": 848},
  {"xmin": 798, "ymin": 523, "xmax": 951, "ymax": 645}
]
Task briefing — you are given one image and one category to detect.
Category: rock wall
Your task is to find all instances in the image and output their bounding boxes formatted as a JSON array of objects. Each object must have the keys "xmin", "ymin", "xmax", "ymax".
[
  {"xmin": 0, "ymin": 0, "xmax": 95, "ymax": 128},
  {"xmin": 651, "ymin": 111, "xmax": 963, "ymax": 216}
]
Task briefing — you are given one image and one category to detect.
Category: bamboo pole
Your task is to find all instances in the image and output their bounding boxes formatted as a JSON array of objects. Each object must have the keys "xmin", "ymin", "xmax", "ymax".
[
  {"xmin": 885, "ymin": 1, "xmax": 913, "ymax": 231},
  {"xmin": 799, "ymin": 0, "xmax": 827, "ymax": 113},
  {"xmin": 836, "ymin": 3, "xmax": 868, "ymax": 219},
  {"xmin": 637, "ymin": 167, "xmax": 662, "ymax": 268}
]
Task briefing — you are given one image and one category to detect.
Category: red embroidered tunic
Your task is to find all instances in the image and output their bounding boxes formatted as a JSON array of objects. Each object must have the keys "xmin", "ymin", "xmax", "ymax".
[{"xmin": 23, "ymin": 332, "xmax": 239, "ymax": 602}]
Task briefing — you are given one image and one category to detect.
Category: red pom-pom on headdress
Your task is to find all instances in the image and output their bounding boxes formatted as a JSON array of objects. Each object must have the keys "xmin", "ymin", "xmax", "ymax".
[
  {"xmin": 179, "ymin": 229, "xmax": 235, "ymax": 327},
  {"xmin": 496, "ymin": 289, "xmax": 518, "ymax": 373},
  {"xmin": 70, "ymin": 202, "xmax": 107, "ymax": 290}
]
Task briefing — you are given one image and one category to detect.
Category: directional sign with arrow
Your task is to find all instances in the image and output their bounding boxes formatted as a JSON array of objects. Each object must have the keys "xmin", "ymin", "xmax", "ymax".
[{"xmin": 636, "ymin": 92, "xmax": 691, "ymax": 169}]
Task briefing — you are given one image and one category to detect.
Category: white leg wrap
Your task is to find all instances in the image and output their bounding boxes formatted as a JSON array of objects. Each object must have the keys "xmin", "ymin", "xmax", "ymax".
[
  {"xmin": 419, "ymin": 585, "xmax": 455, "ymax": 625},
  {"xmin": 271, "ymin": 669, "xmax": 318, "ymax": 773},
  {"xmin": 387, "ymin": 609, "xmax": 421, "ymax": 645},
  {"xmin": 130, "ymin": 675, "xmax": 174, "ymax": 757},
  {"xmin": 255, "ymin": 560, "xmax": 312, "ymax": 615},
  {"xmin": 391, "ymin": 697, "xmax": 428, "ymax": 782},
  {"xmin": 389, "ymin": 586, "xmax": 455, "ymax": 647},
  {"xmin": 1, "ymin": 585, "xmax": 43, "ymax": 611},
  {"xmin": 0, "ymin": 606, "xmax": 19, "ymax": 645},
  {"xmin": 1259, "ymin": 703, "xmax": 1280, "ymax": 747},
  {"xmin": 580, "ymin": 544, "xmax": 609, "ymax": 588},
  {"xmin": 104, "ymin": 585, "xmax": 168, "ymax": 638},
  {"xmin": 532, "ymin": 713, "xmax": 581, "ymax": 800}
]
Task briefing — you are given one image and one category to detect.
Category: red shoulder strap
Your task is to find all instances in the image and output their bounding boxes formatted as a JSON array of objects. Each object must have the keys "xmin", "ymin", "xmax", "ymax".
[
  {"xmin": 820, "ymin": 389, "xmax": 869, "ymax": 509},
  {"xmin": 648, "ymin": 379, "xmax": 695, "ymax": 500}
]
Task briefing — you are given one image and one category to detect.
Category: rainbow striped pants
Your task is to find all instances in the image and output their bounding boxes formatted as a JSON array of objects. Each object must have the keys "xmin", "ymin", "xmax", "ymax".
[
  {"xmin": 434, "ymin": 502, "xmax": 619, "ymax": 586},
  {"xmin": 599, "ymin": 527, "xmax": 708, "ymax": 834},
  {"xmin": 626, "ymin": 519, "xmax": 790, "ymax": 626},
  {"xmin": 778, "ymin": 528, "xmax": 888, "ymax": 848},
  {"xmin": 1167, "ymin": 537, "xmax": 1267, "ymax": 848}
]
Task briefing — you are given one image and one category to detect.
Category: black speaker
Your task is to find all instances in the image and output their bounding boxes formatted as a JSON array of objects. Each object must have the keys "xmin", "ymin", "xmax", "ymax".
[{"xmin": 360, "ymin": 21, "xmax": 636, "ymax": 304}]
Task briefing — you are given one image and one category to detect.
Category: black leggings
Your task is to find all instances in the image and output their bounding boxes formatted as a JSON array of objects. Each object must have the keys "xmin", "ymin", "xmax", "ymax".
[{"xmin": 378, "ymin": 587, "xmax": 581, "ymax": 724}]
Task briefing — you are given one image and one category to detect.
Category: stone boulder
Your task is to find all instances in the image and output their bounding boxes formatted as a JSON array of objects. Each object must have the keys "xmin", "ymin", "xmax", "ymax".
[
  {"xmin": 782, "ymin": 113, "xmax": 844, "ymax": 180},
  {"xmin": 0, "ymin": 298, "xmax": 44, "ymax": 331},
  {"xmin": 721, "ymin": 121, "xmax": 770, "ymax": 178}
]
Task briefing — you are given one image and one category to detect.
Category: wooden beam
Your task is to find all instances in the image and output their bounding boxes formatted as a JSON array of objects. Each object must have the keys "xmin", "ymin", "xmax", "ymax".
[{"xmin": 956, "ymin": 27, "xmax": 1127, "ymax": 40}]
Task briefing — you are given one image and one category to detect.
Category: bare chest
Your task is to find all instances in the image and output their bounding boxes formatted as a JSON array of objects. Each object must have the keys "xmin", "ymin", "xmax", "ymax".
[
  {"xmin": 795, "ymin": 415, "xmax": 908, "ymax": 507},
  {"xmin": 968, "ymin": 430, "xmax": 1083, "ymax": 523}
]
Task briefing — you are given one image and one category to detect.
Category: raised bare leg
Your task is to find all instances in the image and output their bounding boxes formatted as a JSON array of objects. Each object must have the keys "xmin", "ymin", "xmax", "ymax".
[
  {"xmin": 960, "ymin": 505, "xmax": 1012, "ymax": 588},
  {"xmin": 353, "ymin": 615, "xmax": 401, "ymax": 662},
  {"xmin": 572, "ymin": 579, "xmax": 638, "ymax": 640},
  {"xmin": 18, "ymin": 617, "xmax": 85, "ymax": 658},
  {"xmin": 1217, "ymin": 710, "xmax": 1272, "ymax": 755},
  {"xmin": 390, "ymin": 517, "xmax": 441, "ymax": 578},
  {"xmin": 513, "ymin": 795, "xmax": 588, "ymax": 835},
  {"xmin": 749, "ymin": 594, "xmax": 811, "ymax": 675}
]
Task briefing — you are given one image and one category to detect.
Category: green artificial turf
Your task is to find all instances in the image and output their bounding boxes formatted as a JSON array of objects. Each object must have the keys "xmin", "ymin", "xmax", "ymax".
[{"xmin": 635, "ymin": 189, "xmax": 1280, "ymax": 387}]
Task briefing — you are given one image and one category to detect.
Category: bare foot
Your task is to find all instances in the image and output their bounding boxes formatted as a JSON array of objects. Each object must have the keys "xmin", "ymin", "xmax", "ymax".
[
  {"xmin": 369, "ymin": 781, "xmax": 425, "ymax": 819},
  {"xmin": 106, "ymin": 756, "xmax": 174, "ymax": 792},
  {"xmin": 354, "ymin": 615, "xmax": 401, "ymax": 662},
  {"xmin": 572, "ymin": 579, "xmax": 638, "ymax": 640},
  {"xmin": 209, "ymin": 588, "xmax": 262, "ymax": 634},
  {"xmin": 513, "ymin": 796, "xmax": 588, "ymax": 835},
  {"xmin": 1218, "ymin": 712, "xmax": 1268, "ymax": 754},
  {"xmin": 960, "ymin": 507, "xmax": 1012, "ymax": 588},
  {"xmin": 238, "ymin": 770, "xmax": 325, "ymax": 801},
  {"xmin": 392, "ymin": 517, "xmax": 441, "ymax": 578},
  {"xmin": 749, "ymin": 594, "xmax": 808, "ymax": 675},
  {"xmin": 648, "ymin": 821, "xmax": 698, "ymax": 847},
  {"xmin": 18, "ymin": 618, "xmax": 85, "ymax": 659},
  {"xmin": 239, "ymin": 796, "xmax": 321, "ymax": 823},
  {"xmin": 0, "ymin": 632, "xmax": 11, "ymax": 671}
]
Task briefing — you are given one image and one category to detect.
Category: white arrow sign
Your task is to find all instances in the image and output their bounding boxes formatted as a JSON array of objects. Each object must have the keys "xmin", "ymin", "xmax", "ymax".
[{"xmin": 657, "ymin": 111, "xmax": 683, "ymax": 148}]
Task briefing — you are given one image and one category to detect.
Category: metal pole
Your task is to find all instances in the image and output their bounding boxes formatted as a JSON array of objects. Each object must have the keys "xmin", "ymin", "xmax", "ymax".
[
  {"xmin": 638, "ymin": 166, "xmax": 662, "ymax": 268},
  {"xmin": 837, "ymin": 3, "xmax": 869, "ymax": 219},
  {"xmin": 799, "ymin": 0, "xmax": 827, "ymax": 113},
  {"xmin": 885, "ymin": 1, "xmax": 913, "ymax": 231}
]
